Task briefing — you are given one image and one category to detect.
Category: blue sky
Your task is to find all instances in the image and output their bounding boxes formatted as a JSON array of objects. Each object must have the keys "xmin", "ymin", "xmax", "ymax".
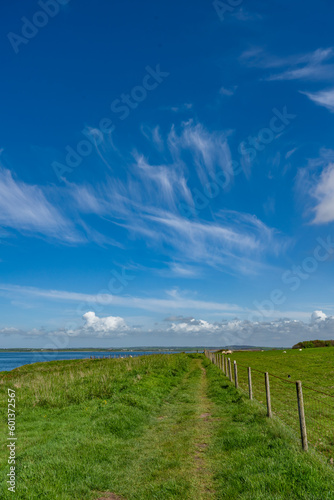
[{"xmin": 1, "ymin": 0, "xmax": 334, "ymax": 348}]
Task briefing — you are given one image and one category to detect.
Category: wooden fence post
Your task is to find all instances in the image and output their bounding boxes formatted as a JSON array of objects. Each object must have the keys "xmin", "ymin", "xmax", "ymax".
[
  {"xmin": 234, "ymin": 361, "xmax": 238, "ymax": 389},
  {"xmin": 223, "ymin": 355, "xmax": 225, "ymax": 374},
  {"xmin": 228, "ymin": 358, "xmax": 232, "ymax": 381},
  {"xmin": 248, "ymin": 367, "xmax": 253, "ymax": 400},
  {"xmin": 296, "ymin": 381, "xmax": 308, "ymax": 451},
  {"xmin": 265, "ymin": 372, "xmax": 272, "ymax": 418}
]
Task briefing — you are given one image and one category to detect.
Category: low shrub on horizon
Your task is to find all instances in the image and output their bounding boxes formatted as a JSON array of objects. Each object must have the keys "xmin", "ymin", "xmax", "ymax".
[{"xmin": 292, "ymin": 339, "xmax": 334, "ymax": 349}]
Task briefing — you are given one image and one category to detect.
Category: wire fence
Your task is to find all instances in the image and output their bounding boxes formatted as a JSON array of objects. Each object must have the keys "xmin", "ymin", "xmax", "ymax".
[{"xmin": 205, "ymin": 350, "xmax": 334, "ymax": 462}]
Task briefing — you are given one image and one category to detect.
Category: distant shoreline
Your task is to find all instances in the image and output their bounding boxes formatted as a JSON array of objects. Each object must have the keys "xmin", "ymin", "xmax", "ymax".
[
  {"xmin": 0, "ymin": 346, "xmax": 285, "ymax": 352},
  {"xmin": 0, "ymin": 347, "xmax": 203, "ymax": 353}
]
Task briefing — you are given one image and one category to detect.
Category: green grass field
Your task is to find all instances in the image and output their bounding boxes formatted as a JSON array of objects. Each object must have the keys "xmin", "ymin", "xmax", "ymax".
[
  {"xmin": 222, "ymin": 348, "xmax": 334, "ymax": 392},
  {"xmin": 1, "ymin": 353, "xmax": 334, "ymax": 499},
  {"xmin": 219, "ymin": 348, "xmax": 334, "ymax": 460}
]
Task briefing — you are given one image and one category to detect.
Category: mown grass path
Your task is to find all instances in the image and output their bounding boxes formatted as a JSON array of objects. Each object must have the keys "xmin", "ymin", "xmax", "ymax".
[
  {"xmin": 194, "ymin": 362, "xmax": 216, "ymax": 498},
  {"xmin": 111, "ymin": 357, "xmax": 218, "ymax": 499}
]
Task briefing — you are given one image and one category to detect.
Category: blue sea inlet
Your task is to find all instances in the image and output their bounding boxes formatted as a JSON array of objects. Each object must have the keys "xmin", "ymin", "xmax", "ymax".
[{"xmin": 0, "ymin": 351, "xmax": 173, "ymax": 372}]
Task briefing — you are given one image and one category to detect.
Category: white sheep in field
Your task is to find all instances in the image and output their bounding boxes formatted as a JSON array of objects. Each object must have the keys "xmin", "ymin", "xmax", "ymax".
[
  {"xmin": 283, "ymin": 351, "xmax": 287, "ymax": 353},
  {"xmin": 299, "ymin": 349, "xmax": 302, "ymax": 351}
]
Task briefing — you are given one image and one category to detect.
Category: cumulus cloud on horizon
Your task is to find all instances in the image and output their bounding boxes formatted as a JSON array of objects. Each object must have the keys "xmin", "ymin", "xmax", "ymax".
[
  {"xmin": 82, "ymin": 311, "xmax": 128, "ymax": 335},
  {"xmin": 165, "ymin": 311, "xmax": 334, "ymax": 346},
  {"xmin": 310, "ymin": 310, "xmax": 327, "ymax": 322},
  {"xmin": 1, "ymin": 310, "xmax": 334, "ymax": 347}
]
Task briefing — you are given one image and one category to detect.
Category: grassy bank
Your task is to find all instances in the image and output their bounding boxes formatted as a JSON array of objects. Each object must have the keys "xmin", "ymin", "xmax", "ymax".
[{"xmin": 1, "ymin": 354, "xmax": 334, "ymax": 499}]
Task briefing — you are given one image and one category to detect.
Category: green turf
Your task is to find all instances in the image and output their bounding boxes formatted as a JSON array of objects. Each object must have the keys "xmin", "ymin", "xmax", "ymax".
[
  {"xmin": 204, "ymin": 357, "xmax": 334, "ymax": 499},
  {"xmin": 220, "ymin": 348, "xmax": 334, "ymax": 392},
  {"xmin": 217, "ymin": 348, "xmax": 334, "ymax": 459},
  {"xmin": 1, "ymin": 353, "xmax": 333, "ymax": 499}
]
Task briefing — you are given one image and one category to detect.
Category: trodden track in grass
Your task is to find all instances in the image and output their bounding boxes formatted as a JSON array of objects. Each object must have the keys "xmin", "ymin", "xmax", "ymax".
[{"xmin": 1, "ymin": 353, "xmax": 334, "ymax": 499}]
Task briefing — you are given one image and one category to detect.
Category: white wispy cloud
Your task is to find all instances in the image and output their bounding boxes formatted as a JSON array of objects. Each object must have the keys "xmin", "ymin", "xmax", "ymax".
[
  {"xmin": 166, "ymin": 263, "xmax": 200, "ymax": 277},
  {"xmin": 310, "ymin": 162, "xmax": 334, "ymax": 224},
  {"xmin": 0, "ymin": 166, "xmax": 81, "ymax": 243},
  {"xmin": 232, "ymin": 9, "xmax": 262, "ymax": 22},
  {"xmin": 0, "ymin": 162, "xmax": 122, "ymax": 247},
  {"xmin": 68, "ymin": 121, "xmax": 285, "ymax": 274},
  {"xmin": 219, "ymin": 86, "xmax": 237, "ymax": 96},
  {"xmin": 285, "ymin": 147, "xmax": 298, "ymax": 160},
  {"xmin": 240, "ymin": 47, "xmax": 334, "ymax": 81},
  {"xmin": 170, "ymin": 103, "xmax": 193, "ymax": 113},
  {"xmin": 294, "ymin": 149, "xmax": 334, "ymax": 224},
  {"xmin": 137, "ymin": 210, "xmax": 283, "ymax": 273},
  {"xmin": 133, "ymin": 153, "xmax": 194, "ymax": 210},
  {"xmin": 0, "ymin": 120, "xmax": 286, "ymax": 273},
  {"xmin": 0, "ymin": 283, "xmax": 244, "ymax": 314},
  {"xmin": 1, "ymin": 120, "xmax": 286, "ymax": 272},
  {"xmin": 168, "ymin": 121, "xmax": 233, "ymax": 186},
  {"xmin": 140, "ymin": 125, "xmax": 164, "ymax": 150},
  {"xmin": 300, "ymin": 88, "xmax": 334, "ymax": 112},
  {"xmin": 269, "ymin": 48, "xmax": 334, "ymax": 81},
  {"xmin": 79, "ymin": 201, "xmax": 283, "ymax": 273}
]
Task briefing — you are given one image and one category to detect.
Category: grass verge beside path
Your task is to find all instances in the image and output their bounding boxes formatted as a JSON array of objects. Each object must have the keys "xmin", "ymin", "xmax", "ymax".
[{"xmin": 0, "ymin": 354, "xmax": 193, "ymax": 499}]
